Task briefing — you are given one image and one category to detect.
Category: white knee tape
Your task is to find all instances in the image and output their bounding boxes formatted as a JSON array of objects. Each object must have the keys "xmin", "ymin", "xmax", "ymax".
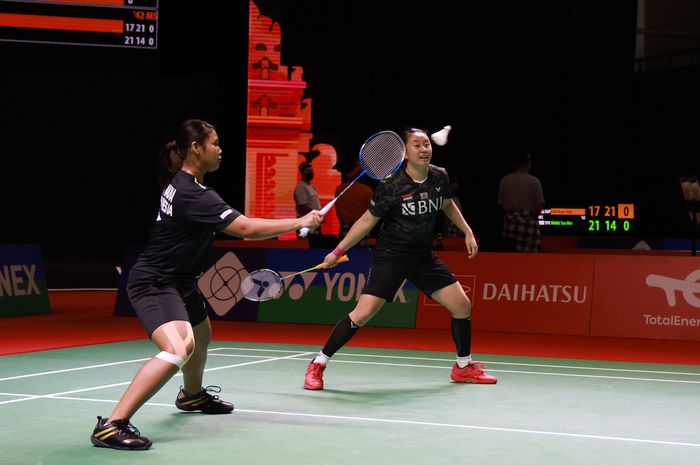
[{"xmin": 156, "ymin": 351, "xmax": 185, "ymax": 368}]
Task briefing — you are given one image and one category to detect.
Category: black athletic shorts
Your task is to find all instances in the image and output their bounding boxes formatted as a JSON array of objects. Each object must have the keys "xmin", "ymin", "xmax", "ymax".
[
  {"xmin": 127, "ymin": 269, "xmax": 208, "ymax": 337},
  {"xmin": 362, "ymin": 248, "xmax": 457, "ymax": 301}
]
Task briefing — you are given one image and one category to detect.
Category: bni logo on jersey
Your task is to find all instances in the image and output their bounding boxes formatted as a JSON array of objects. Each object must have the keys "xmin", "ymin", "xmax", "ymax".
[{"xmin": 401, "ymin": 196, "xmax": 443, "ymax": 216}]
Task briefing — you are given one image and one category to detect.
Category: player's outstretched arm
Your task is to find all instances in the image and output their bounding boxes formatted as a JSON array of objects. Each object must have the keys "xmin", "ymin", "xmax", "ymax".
[{"xmin": 225, "ymin": 210, "xmax": 323, "ymax": 240}]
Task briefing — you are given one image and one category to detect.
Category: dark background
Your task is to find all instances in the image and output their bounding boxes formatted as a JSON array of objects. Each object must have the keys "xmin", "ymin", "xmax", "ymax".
[
  {"xmin": 262, "ymin": 0, "xmax": 698, "ymax": 245},
  {"xmin": 1, "ymin": 1, "xmax": 698, "ymax": 271},
  {"xmin": 0, "ymin": 1, "xmax": 249, "ymax": 263}
]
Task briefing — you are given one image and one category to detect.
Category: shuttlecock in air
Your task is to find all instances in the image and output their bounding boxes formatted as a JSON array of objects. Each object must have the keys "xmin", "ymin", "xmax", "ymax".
[{"xmin": 430, "ymin": 125, "xmax": 451, "ymax": 146}]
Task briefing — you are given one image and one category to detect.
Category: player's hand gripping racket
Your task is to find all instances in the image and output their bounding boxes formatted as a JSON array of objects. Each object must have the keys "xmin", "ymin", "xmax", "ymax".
[
  {"xmin": 299, "ymin": 130, "xmax": 405, "ymax": 237},
  {"xmin": 240, "ymin": 255, "xmax": 350, "ymax": 302}
]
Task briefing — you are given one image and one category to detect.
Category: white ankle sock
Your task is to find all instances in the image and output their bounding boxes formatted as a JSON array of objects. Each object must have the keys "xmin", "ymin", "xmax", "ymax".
[
  {"xmin": 456, "ymin": 356, "xmax": 472, "ymax": 368},
  {"xmin": 313, "ymin": 352, "xmax": 330, "ymax": 366}
]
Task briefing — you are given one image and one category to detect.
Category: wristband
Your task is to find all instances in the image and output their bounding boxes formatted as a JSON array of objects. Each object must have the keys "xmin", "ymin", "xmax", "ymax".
[{"xmin": 332, "ymin": 246, "xmax": 347, "ymax": 257}]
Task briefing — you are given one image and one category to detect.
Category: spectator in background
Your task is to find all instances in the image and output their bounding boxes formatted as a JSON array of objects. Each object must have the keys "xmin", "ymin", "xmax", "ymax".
[
  {"xmin": 335, "ymin": 160, "xmax": 373, "ymax": 248},
  {"xmin": 497, "ymin": 149, "xmax": 544, "ymax": 252},
  {"xmin": 294, "ymin": 161, "xmax": 322, "ymax": 236}
]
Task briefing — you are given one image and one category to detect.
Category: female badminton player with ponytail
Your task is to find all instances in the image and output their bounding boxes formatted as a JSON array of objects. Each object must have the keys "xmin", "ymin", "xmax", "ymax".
[
  {"xmin": 90, "ymin": 119, "xmax": 322, "ymax": 450},
  {"xmin": 303, "ymin": 127, "xmax": 496, "ymax": 390}
]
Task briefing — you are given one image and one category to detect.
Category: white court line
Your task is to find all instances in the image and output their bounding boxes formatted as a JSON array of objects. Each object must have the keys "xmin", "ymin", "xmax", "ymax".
[
  {"xmin": 1, "ymin": 347, "xmax": 697, "ymax": 385},
  {"xmin": 0, "ymin": 357, "xmax": 152, "ymax": 381},
  {"xmin": 198, "ymin": 351, "xmax": 313, "ymax": 373},
  {"xmin": 331, "ymin": 354, "xmax": 700, "ymax": 377},
  {"xmin": 179, "ymin": 353, "xmax": 273, "ymax": 360},
  {"xmin": 26, "ymin": 394, "xmax": 700, "ymax": 449},
  {"xmin": 214, "ymin": 347, "xmax": 700, "ymax": 376},
  {"xmin": 209, "ymin": 347, "xmax": 310, "ymax": 354},
  {"xmin": 210, "ymin": 352, "xmax": 700, "ymax": 384},
  {"xmin": 285, "ymin": 358, "xmax": 700, "ymax": 384},
  {"xmin": 0, "ymin": 351, "xmax": 313, "ymax": 406},
  {"xmin": 0, "ymin": 382, "xmax": 131, "ymax": 405},
  {"xmin": 0, "ymin": 351, "xmax": 309, "ymax": 382}
]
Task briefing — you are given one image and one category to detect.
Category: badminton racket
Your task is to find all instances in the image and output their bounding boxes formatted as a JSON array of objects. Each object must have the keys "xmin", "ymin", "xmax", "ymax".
[
  {"xmin": 299, "ymin": 130, "xmax": 405, "ymax": 237},
  {"xmin": 240, "ymin": 255, "xmax": 350, "ymax": 302}
]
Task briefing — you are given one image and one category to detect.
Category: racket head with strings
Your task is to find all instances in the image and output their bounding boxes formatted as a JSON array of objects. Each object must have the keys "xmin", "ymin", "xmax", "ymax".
[
  {"xmin": 240, "ymin": 269, "xmax": 284, "ymax": 302},
  {"xmin": 298, "ymin": 131, "xmax": 404, "ymax": 237},
  {"xmin": 359, "ymin": 130, "xmax": 406, "ymax": 180}
]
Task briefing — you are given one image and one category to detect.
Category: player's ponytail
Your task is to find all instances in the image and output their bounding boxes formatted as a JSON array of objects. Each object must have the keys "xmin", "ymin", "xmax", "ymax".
[
  {"xmin": 156, "ymin": 140, "xmax": 183, "ymax": 186},
  {"xmin": 156, "ymin": 119, "xmax": 215, "ymax": 186}
]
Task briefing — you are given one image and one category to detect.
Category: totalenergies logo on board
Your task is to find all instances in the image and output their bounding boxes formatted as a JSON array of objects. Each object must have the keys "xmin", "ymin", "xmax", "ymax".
[{"xmin": 646, "ymin": 270, "xmax": 700, "ymax": 308}]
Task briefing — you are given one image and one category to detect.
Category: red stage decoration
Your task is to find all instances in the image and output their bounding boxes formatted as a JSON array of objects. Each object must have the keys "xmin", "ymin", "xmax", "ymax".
[{"xmin": 246, "ymin": 2, "xmax": 340, "ymax": 239}]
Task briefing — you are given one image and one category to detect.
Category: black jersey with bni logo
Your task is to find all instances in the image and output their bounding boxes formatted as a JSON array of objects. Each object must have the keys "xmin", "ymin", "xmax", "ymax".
[
  {"xmin": 131, "ymin": 170, "xmax": 241, "ymax": 282},
  {"xmin": 369, "ymin": 164, "xmax": 453, "ymax": 254}
]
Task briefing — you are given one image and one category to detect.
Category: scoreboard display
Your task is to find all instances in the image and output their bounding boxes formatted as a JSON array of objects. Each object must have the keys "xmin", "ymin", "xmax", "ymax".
[
  {"xmin": 539, "ymin": 203, "xmax": 636, "ymax": 234},
  {"xmin": 0, "ymin": 0, "xmax": 158, "ymax": 49}
]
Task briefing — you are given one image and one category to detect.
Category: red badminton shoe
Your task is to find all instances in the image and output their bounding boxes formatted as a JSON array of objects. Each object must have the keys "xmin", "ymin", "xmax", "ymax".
[
  {"xmin": 450, "ymin": 362, "xmax": 497, "ymax": 384},
  {"xmin": 304, "ymin": 362, "xmax": 325, "ymax": 390}
]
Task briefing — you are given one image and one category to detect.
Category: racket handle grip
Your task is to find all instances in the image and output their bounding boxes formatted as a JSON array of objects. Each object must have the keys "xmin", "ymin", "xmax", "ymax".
[
  {"xmin": 299, "ymin": 200, "xmax": 337, "ymax": 238},
  {"xmin": 316, "ymin": 254, "xmax": 350, "ymax": 270}
]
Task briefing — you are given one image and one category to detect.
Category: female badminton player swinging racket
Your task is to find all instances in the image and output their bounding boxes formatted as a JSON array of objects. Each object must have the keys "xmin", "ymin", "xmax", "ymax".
[
  {"xmin": 89, "ymin": 119, "xmax": 323, "ymax": 451},
  {"xmin": 303, "ymin": 127, "xmax": 496, "ymax": 390}
]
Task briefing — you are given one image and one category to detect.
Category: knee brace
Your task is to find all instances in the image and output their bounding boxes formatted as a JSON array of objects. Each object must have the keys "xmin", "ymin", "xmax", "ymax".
[
  {"xmin": 156, "ymin": 351, "xmax": 187, "ymax": 368},
  {"xmin": 155, "ymin": 323, "xmax": 195, "ymax": 368}
]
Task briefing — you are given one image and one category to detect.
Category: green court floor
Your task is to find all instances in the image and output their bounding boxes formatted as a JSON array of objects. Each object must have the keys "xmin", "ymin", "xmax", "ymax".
[{"xmin": 1, "ymin": 341, "xmax": 699, "ymax": 465}]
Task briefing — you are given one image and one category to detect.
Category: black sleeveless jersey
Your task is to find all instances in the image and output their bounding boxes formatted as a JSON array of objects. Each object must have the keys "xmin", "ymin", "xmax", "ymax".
[
  {"xmin": 132, "ymin": 170, "xmax": 240, "ymax": 281},
  {"xmin": 369, "ymin": 164, "xmax": 453, "ymax": 254}
]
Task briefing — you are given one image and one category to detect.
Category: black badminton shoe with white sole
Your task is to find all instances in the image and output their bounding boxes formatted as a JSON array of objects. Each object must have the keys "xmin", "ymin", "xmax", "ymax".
[
  {"xmin": 90, "ymin": 416, "xmax": 152, "ymax": 451},
  {"xmin": 175, "ymin": 385, "xmax": 234, "ymax": 414}
]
